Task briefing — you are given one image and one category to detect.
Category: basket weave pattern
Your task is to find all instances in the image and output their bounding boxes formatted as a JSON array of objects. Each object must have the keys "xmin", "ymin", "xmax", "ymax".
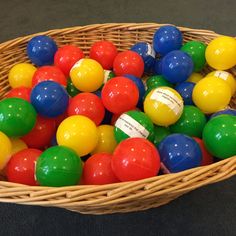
[{"xmin": 0, "ymin": 23, "xmax": 235, "ymax": 214}]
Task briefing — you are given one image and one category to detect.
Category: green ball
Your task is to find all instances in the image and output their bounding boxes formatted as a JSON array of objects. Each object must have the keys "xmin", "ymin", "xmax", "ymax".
[
  {"xmin": 114, "ymin": 110, "xmax": 154, "ymax": 143},
  {"xmin": 146, "ymin": 75, "xmax": 173, "ymax": 90},
  {"xmin": 170, "ymin": 105, "xmax": 207, "ymax": 138},
  {"xmin": 153, "ymin": 125, "xmax": 171, "ymax": 146},
  {"xmin": 36, "ymin": 146, "xmax": 82, "ymax": 187},
  {"xmin": 181, "ymin": 41, "xmax": 207, "ymax": 72},
  {"xmin": 0, "ymin": 98, "xmax": 37, "ymax": 137},
  {"xmin": 203, "ymin": 115, "xmax": 236, "ymax": 159},
  {"xmin": 66, "ymin": 78, "xmax": 80, "ymax": 97}
]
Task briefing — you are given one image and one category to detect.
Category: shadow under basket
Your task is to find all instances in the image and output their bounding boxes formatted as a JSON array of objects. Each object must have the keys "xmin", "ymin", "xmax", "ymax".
[{"xmin": 0, "ymin": 23, "xmax": 235, "ymax": 215}]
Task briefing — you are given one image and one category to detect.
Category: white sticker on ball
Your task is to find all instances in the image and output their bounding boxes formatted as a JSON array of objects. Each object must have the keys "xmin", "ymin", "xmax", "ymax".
[
  {"xmin": 115, "ymin": 113, "xmax": 150, "ymax": 138},
  {"xmin": 214, "ymin": 71, "xmax": 229, "ymax": 81},
  {"xmin": 150, "ymin": 88, "xmax": 183, "ymax": 115},
  {"xmin": 147, "ymin": 43, "xmax": 156, "ymax": 58}
]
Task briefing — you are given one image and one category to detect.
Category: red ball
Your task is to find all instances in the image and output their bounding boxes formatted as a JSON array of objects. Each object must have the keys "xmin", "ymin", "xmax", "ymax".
[
  {"xmin": 54, "ymin": 45, "xmax": 84, "ymax": 76},
  {"xmin": 112, "ymin": 137, "xmax": 161, "ymax": 181},
  {"xmin": 21, "ymin": 116, "xmax": 56, "ymax": 149},
  {"xmin": 83, "ymin": 153, "xmax": 119, "ymax": 185},
  {"xmin": 6, "ymin": 148, "xmax": 42, "ymax": 185},
  {"xmin": 32, "ymin": 66, "xmax": 67, "ymax": 87},
  {"xmin": 101, "ymin": 76, "xmax": 139, "ymax": 114},
  {"xmin": 89, "ymin": 41, "xmax": 118, "ymax": 70},
  {"xmin": 5, "ymin": 87, "xmax": 31, "ymax": 102},
  {"xmin": 55, "ymin": 112, "xmax": 68, "ymax": 127},
  {"xmin": 193, "ymin": 137, "xmax": 214, "ymax": 166},
  {"xmin": 67, "ymin": 93, "xmax": 105, "ymax": 125},
  {"xmin": 113, "ymin": 50, "xmax": 144, "ymax": 77}
]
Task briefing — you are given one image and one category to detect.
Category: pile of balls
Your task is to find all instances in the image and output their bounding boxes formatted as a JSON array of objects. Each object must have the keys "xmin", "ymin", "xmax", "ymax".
[{"xmin": 0, "ymin": 25, "xmax": 236, "ymax": 187}]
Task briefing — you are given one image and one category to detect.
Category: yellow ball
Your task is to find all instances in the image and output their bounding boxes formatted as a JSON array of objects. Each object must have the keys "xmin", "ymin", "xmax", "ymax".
[
  {"xmin": 56, "ymin": 115, "xmax": 98, "ymax": 156},
  {"xmin": 10, "ymin": 138, "xmax": 28, "ymax": 155},
  {"xmin": 91, "ymin": 125, "xmax": 117, "ymax": 154},
  {"xmin": 8, "ymin": 63, "xmax": 37, "ymax": 88},
  {"xmin": 187, "ymin": 72, "xmax": 203, "ymax": 84},
  {"xmin": 0, "ymin": 131, "xmax": 12, "ymax": 170},
  {"xmin": 206, "ymin": 70, "xmax": 236, "ymax": 96},
  {"xmin": 70, "ymin": 59, "xmax": 104, "ymax": 92},
  {"xmin": 192, "ymin": 76, "xmax": 232, "ymax": 114},
  {"xmin": 205, "ymin": 36, "xmax": 236, "ymax": 70},
  {"xmin": 144, "ymin": 87, "xmax": 184, "ymax": 126}
]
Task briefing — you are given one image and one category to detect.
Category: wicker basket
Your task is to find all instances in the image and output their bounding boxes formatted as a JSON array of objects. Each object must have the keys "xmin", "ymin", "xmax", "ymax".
[{"xmin": 0, "ymin": 23, "xmax": 235, "ymax": 215}]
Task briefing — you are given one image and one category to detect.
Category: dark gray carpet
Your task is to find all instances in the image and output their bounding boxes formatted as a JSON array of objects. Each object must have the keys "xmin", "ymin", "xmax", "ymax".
[{"xmin": 0, "ymin": 0, "xmax": 235, "ymax": 235}]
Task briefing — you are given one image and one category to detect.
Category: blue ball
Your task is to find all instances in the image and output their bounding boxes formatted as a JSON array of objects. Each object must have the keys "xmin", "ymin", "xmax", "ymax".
[
  {"xmin": 153, "ymin": 59, "xmax": 162, "ymax": 75},
  {"xmin": 158, "ymin": 134, "xmax": 202, "ymax": 173},
  {"xmin": 101, "ymin": 109, "xmax": 113, "ymax": 125},
  {"xmin": 210, "ymin": 109, "xmax": 236, "ymax": 119},
  {"xmin": 153, "ymin": 25, "xmax": 183, "ymax": 56},
  {"xmin": 27, "ymin": 35, "xmax": 58, "ymax": 66},
  {"xmin": 124, "ymin": 74, "xmax": 145, "ymax": 108},
  {"xmin": 93, "ymin": 90, "xmax": 102, "ymax": 97},
  {"xmin": 162, "ymin": 50, "xmax": 194, "ymax": 83},
  {"xmin": 175, "ymin": 82, "xmax": 195, "ymax": 105},
  {"xmin": 131, "ymin": 42, "xmax": 155, "ymax": 72},
  {"xmin": 31, "ymin": 81, "xmax": 69, "ymax": 118},
  {"xmin": 50, "ymin": 135, "xmax": 58, "ymax": 147}
]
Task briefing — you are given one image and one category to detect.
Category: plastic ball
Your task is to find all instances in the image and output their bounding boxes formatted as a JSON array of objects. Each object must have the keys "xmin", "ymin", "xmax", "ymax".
[
  {"xmin": 31, "ymin": 81, "xmax": 69, "ymax": 118},
  {"xmin": 6, "ymin": 149, "xmax": 42, "ymax": 185},
  {"xmin": 10, "ymin": 138, "xmax": 28, "ymax": 155},
  {"xmin": 181, "ymin": 41, "xmax": 206, "ymax": 72},
  {"xmin": 144, "ymin": 87, "xmax": 184, "ymax": 126},
  {"xmin": 54, "ymin": 45, "xmax": 84, "ymax": 76},
  {"xmin": 0, "ymin": 98, "xmax": 37, "ymax": 137},
  {"xmin": 101, "ymin": 109, "xmax": 113, "ymax": 125},
  {"xmin": 113, "ymin": 51, "xmax": 144, "ymax": 78},
  {"xmin": 152, "ymin": 126, "xmax": 171, "ymax": 146},
  {"xmin": 159, "ymin": 134, "xmax": 202, "ymax": 173},
  {"xmin": 56, "ymin": 115, "xmax": 98, "ymax": 156},
  {"xmin": 101, "ymin": 76, "xmax": 139, "ymax": 114},
  {"xmin": 8, "ymin": 63, "xmax": 36, "ymax": 88},
  {"xmin": 193, "ymin": 137, "xmax": 213, "ymax": 166},
  {"xmin": 89, "ymin": 41, "xmax": 118, "ymax": 70},
  {"xmin": 91, "ymin": 125, "xmax": 117, "ymax": 154},
  {"xmin": 67, "ymin": 92, "xmax": 105, "ymax": 126},
  {"xmin": 36, "ymin": 146, "xmax": 82, "ymax": 187},
  {"xmin": 175, "ymin": 82, "xmax": 195, "ymax": 105},
  {"xmin": 153, "ymin": 59, "xmax": 162, "ymax": 75},
  {"xmin": 203, "ymin": 115, "xmax": 236, "ymax": 159},
  {"xmin": 146, "ymin": 75, "xmax": 173, "ymax": 90},
  {"xmin": 0, "ymin": 131, "xmax": 12, "ymax": 170},
  {"xmin": 206, "ymin": 70, "xmax": 236, "ymax": 96},
  {"xmin": 153, "ymin": 25, "xmax": 183, "ymax": 56},
  {"xmin": 111, "ymin": 137, "xmax": 161, "ymax": 181},
  {"xmin": 21, "ymin": 115, "xmax": 56, "ymax": 149},
  {"xmin": 130, "ymin": 42, "xmax": 155, "ymax": 72},
  {"xmin": 210, "ymin": 108, "xmax": 236, "ymax": 119},
  {"xmin": 124, "ymin": 74, "xmax": 145, "ymax": 107},
  {"xmin": 205, "ymin": 36, "xmax": 236, "ymax": 70},
  {"xmin": 27, "ymin": 35, "xmax": 58, "ymax": 66},
  {"xmin": 5, "ymin": 87, "xmax": 31, "ymax": 102},
  {"xmin": 170, "ymin": 105, "xmax": 207, "ymax": 138},
  {"xmin": 32, "ymin": 66, "xmax": 67, "ymax": 87},
  {"xmin": 114, "ymin": 110, "xmax": 154, "ymax": 143},
  {"xmin": 192, "ymin": 76, "xmax": 231, "ymax": 114},
  {"xmin": 103, "ymin": 70, "xmax": 115, "ymax": 84},
  {"xmin": 83, "ymin": 153, "xmax": 119, "ymax": 185},
  {"xmin": 70, "ymin": 59, "xmax": 104, "ymax": 92},
  {"xmin": 162, "ymin": 50, "xmax": 194, "ymax": 83},
  {"xmin": 187, "ymin": 72, "xmax": 203, "ymax": 84},
  {"xmin": 66, "ymin": 78, "xmax": 80, "ymax": 97}
]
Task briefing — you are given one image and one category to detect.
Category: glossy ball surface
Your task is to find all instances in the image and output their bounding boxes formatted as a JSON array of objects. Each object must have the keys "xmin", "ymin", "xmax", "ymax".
[
  {"xmin": 175, "ymin": 82, "xmax": 195, "ymax": 105},
  {"xmin": 113, "ymin": 51, "xmax": 144, "ymax": 78},
  {"xmin": 83, "ymin": 153, "xmax": 119, "ymax": 185},
  {"xmin": 27, "ymin": 35, "xmax": 58, "ymax": 66},
  {"xmin": 0, "ymin": 131, "xmax": 12, "ymax": 170},
  {"xmin": 112, "ymin": 138, "xmax": 161, "ymax": 181},
  {"xmin": 6, "ymin": 87, "xmax": 31, "ymax": 102},
  {"xmin": 159, "ymin": 134, "xmax": 202, "ymax": 173},
  {"xmin": 0, "ymin": 98, "xmax": 37, "ymax": 137},
  {"xmin": 31, "ymin": 81, "xmax": 69, "ymax": 117},
  {"xmin": 36, "ymin": 146, "xmax": 82, "ymax": 187}
]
